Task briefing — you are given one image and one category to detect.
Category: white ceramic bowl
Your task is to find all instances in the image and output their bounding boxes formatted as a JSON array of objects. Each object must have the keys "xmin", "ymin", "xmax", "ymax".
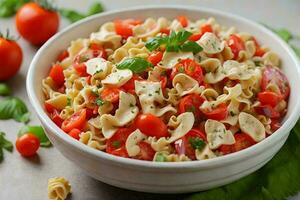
[{"xmin": 27, "ymin": 6, "xmax": 300, "ymax": 193}]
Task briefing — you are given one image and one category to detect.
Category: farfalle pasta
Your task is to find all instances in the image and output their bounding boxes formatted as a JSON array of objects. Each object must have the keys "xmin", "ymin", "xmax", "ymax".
[{"xmin": 43, "ymin": 16, "xmax": 290, "ymax": 162}]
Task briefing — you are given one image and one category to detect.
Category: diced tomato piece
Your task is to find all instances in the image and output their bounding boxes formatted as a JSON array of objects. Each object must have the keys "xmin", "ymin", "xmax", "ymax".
[
  {"xmin": 188, "ymin": 33, "xmax": 202, "ymax": 42},
  {"xmin": 50, "ymin": 110, "xmax": 64, "ymax": 128},
  {"xmin": 160, "ymin": 28, "xmax": 170, "ymax": 35},
  {"xmin": 45, "ymin": 102, "xmax": 55, "ymax": 113},
  {"xmin": 134, "ymin": 141, "xmax": 155, "ymax": 161},
  {"xmin": 177, "ymin": 15, "xmax": 188, "ymax": 27},
  {"xmin": 100, "ymin": 88, "xmax": 121, "ymax": 103},
  {"xmin": 148, "ymin": 51, "xmax": 163, "ymax": 66},
  {"xmin": 258, "ymin": 91, "xmax": 282, "ymax": 107},
  {"xmin": 68, "ymin": 128, "xmax": 81, "ymax": 140},
  {"xmin": 178, "ymin": 94, "xmax": 204, "ymax": 122},
  {"xmin": 175, "ymin": 129, "xmax": 206, "ymax": 160},
  {"xmin": 219, "ymin": 133, "xmax": 256, "ymax": 154},
  {"xmin": 202, "ymin": 103, "xmax": 228, "ymax": 121},
  {"xmin": 121, "ymin": 75, "xmax": 143, "ymax": 93},
  {"xmin": 227, "ymin": 34, "xmax": 245, "ymax": 59},
  {"xmin": 171, "ymin": 59, "xmax": 203, "ymax": 84},
  {"xmin": 74, "ymin": 63, "xmax": 89, "ymax": 77},
  {"xmin": 114, "ymin": 19, "xmax": 143, "ymax": 39},
  {"xmin": 261, "ymin": 66, "xmax": 290, "ymax": 100},
  {"xmin": 252, "ymin": 37, "xmax": 265, "ymax": 57},
  {"xmin": 89, "ymin": 43, "xmax": 107, "ymax": 59},
  {"xmin": 201, "ymin": 24, "xmax": 213, "ymax": 34},
  {"xmin": 61, "ymin": 109, "xmax": 87, "ymax": 133},
  {"xmin": 57, "ymin": 50, "xmax": 69, "ymax": 62},
  {"xmin": 49, "ymin": 64, "xmax": 65, "ymax": 87}
]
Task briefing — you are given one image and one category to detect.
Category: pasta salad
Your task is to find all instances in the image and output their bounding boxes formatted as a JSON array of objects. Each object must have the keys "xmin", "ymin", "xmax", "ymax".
[{"xmin": 43, "ymin": 16, "xmax": 290, "ymax": 162}]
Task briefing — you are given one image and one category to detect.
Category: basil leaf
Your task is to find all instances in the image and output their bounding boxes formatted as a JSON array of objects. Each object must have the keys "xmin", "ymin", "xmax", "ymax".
[
  {"xmin": 0, "ymin": 0, "xmax": 29, "ymax": 18},
  {"xmin": 0, "ymin": 132, "xmax": 13, "ymax": 152},
  {"xmin": 181, "ymin": 41, "xmax": 203, "ymax": 54},
  {"xmin": 274, "ymin": 28, "xmax": 292, "ymax": 42},
  {"xmin": 117, "ymin": 57, "xmax": 153, "ymax": 73},
  {"xmin": 166, "ymin": 31, "xmax": 193, "ymax": 52},
  {"xmin": 87, "ymin": 2, "xmax": 104, "ymax": 16},
  {"xmin": 59, "ymin": 9, "xmax": 86, "ymax": 23},
  {"xmin": 18, "ymin": 126, "xmax": 51, "ymax": 147},
  {"xmin": 0, "ymin": 97, "xmax": 30, "ymax": 123},
  {"xmin": 145, "ymin": 36, "xmax": 167, "ymax": 51},
  {"xmin": 0, "ymin": 83, "xmax": 11, "ymax": 96}
]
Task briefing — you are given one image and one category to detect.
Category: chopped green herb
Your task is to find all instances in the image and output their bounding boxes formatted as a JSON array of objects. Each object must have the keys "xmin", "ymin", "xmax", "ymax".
[
  {"xmin": 91, "ymin": 89, "xmax": 99, "ymax": 97},
  {"xmin": 0, "ymin": 83, "xmax": 11, "ymax": 96},
  {"xmin": 67, "ymin": 97, "xmax": 72, "ymax": 106},
  {"xmin": 155, "ymin": 90, "xmax": 160, "ymax": 95},
  {"xmin": 18, "ymin": 126, "xmax": 51, "ymax": 147},
  {"xmin": 112, "ymin": 140, "xmax": 121, "ymax": 148},
  {"xmin": 96, "ymin": 98, "xmax": 105, "ymax": 106},
  {"xmin": 155, "ymin": 153, "xmax": 167, "ymax": 162},
  {"xmin": 229, "ymin": 111, "xmax": 235, "ymax": 116},
  {"xmin": 187, "ymin": 105, "xmax": 196, "ymax": 113},
  {"xmin": 254, "ymin": 60, "xmax": 261, "ymax": 66},
  {"xmin": 178, "ymin": 66, "xmax": 185, "ymax": 73},
  {"xmin": 117, "ymin": 57, "xmax": 153, "ymax": 73},
  {"xmin": 129, "ymin": 103, "xmax": 134, "ymax": 108},
  {"xmin": 94, "ymin": 69, "xmax": 103, "ymax": 75},
  {"xmin": 189, "ymin": 137, "xmax": 205, "ymax": 150},
  {"xmin": 160, "ymin": 70, "xmax": 167, "ymax": 76},
  {"xmin": 0, "ymin": 97, "xmax": 30, "ymax": 123}
]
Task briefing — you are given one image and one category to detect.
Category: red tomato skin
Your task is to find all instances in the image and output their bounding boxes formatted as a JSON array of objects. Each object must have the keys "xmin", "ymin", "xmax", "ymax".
[
  {"xmin": 171, "ymin": 59, "xmax": 204, "ymax": 84},
  {"xmin": 175, "ymin": 129, "xmax": 206, "ymax": 160},
  {"xmin": 219, "ymin": 133, "xmax": 256, "ymax": 155},
  {"xmin": 188, "ymin": 34, "xmax": 202, "ymax": 42},
  {"xmin": 16, "ymin": 2, "xmax": 59, "ymax": 46},
  {"xmin": 50, "ymin": 110, "xmax": 64, "ymax": 128},
  {"xmin": 0, "ymin": 38, "xmax": 23, "ymax": 81},
  {"xmin": 148, "ymin": 51, "xmax": 163, "ymax": 66},
  {"xmin": 57, "ymin": 50, "xmax": 69, "ymax": 62},
  {"xmin": 160, "ymin": 28, "xmax": 170, "ymax": 35},
  {"xmin": 202, "ymin": 103, "xmax": 228, "ymax": 121},
  {"xmin": 100, "ymin": 88, "xmax": 121, "ymax": 103},
  {"xmin": 49, "ymin": 64, "xmax": 65, "ymax": 87},
  {"xmin": 254, "ymin": 105, "xmax": 280, "ymax": 119},
  {"xmin": 114, "ymin": 19, "xmax": 143, "ymax": 39},
  {"xmin": 134, "ymin": 142, "xmax": 155, "ymax": 161},
  {"xmin": 121, "ymin": 75, "xmax": 143, "ymax": 93},
  {"xmin": 177, "ymin": 15, "xmax": 188, "ymax": 27},
  {"xmin": 261, "ymin": 66, "xmax": 290, "ymax": 100},
  {"xmin": 74, "ymin": 63, "xmax": 89, "ymax": 77},
  {"xmin": 61, "ymin": 109, "xmax": 87, "ymax": 133},
  {"xmin": 16, "ymin": 133, "xmax": 40, "ymax": 157},
  {"xmin": 258, "ymin": 91, "xmax": 282, "ymax": 107},
  {"xmin": 227, "ymin": 35, "xmax": 245, "ymax": 59},
  {"xmin": 68, "ymin": 128, "xmax": 81, "ymax": 140},
  {"xmin": 201, "ymin": 24, "xmax": 213, "ymax": 34},
  {"xmin": 136, "ymin": 114, "xmax": 168, "ymax": 138}
]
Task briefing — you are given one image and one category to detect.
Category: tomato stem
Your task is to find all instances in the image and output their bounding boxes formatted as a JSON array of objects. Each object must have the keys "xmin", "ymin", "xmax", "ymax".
[
  {"xmin": 0, "ymin": 29, "xmax": 18, "ymax": 41},
  {"xmin": 34, "ymin": 0, "xmax": 57, "ymax": 12}
]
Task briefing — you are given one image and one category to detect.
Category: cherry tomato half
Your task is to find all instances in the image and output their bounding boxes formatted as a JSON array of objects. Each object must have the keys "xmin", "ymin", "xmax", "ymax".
[
  {"xmin": 219, "ymin": 133, "xmax": 256, "ymax": 155},
  {"xmin": 171, "ymin": 59, "xmax": 203, "ymax": 84},
  {"xmin": 61, "ymin": 109, "xmax": 87, "ymax": 133},
  {"xmin": 136, "ymin": 114, "xmax": 168, "ymax": 138},
  {"xmin": 252, "ymin": 37, "xmax": 265, "ymax": 57},
  {"xmin": 16, "ymin": 2, "xmax": 59, "ymax": 46},
  {"xmin": 148, "ymin": 51, "xmax": 163, "ymax": 66},
  {"xmin": 227, "ymin": 34, "xmax": 245, "ymax": 60},
  {"xmin": 202, "ymin": 103, "xmax": 228, "ymax": 121},
  {"xmin": 68, "ymin": 128, "xmax": 81, "ymax": 140},
  {"xmin": 100, "ymin": 88, "xmax": 121, "ymax": 103},
  {"xmin": 16, "ymin": 133, "xmax": 40, "ymax": 157},
  {"xmin": 0, "ymin": 36, "xmax": 23, "ymax": 81},
  {"xmin": 178, "ymin": 94, "xmax": 204, "ymax": 122},
  {"xmin": 106, "ymin": 127, "xmax": 135, "ymax": 158},
  {"xmin": 261, "ymin": 66, "xmax": 290, "ymax": 100},
  {"xmin": 49, "ymin": 64, "xmax": 65, "ymax": 88},
  {"xmin": 134, "ymin": 141, "xmax": 156, "ymax": 161},
  {"xmin": 174, "ymin": 129, "xmax": 206, "ymax": 160},
  {"xmin": 258, "ymin": 91, "xmax": 282, "ymax": 107},
  {"xmin": 114, "ymin": 19, "xmax": 143, "ymax": 39},
  {"xmin": 121, "ymin": 75, "xmax": 143, "ymax": 93}
]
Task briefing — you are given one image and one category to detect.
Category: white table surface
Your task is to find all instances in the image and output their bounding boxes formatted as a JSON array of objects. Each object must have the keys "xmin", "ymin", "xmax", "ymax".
[{"xmin": 0, "ymin": 0, "xmax": 299, "ymax": 199}]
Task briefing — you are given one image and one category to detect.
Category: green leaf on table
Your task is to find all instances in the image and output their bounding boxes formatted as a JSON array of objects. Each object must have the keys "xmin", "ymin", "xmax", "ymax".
[
  {"xmin": 18, "ymin": 126, "xmax": 51, "ymax": 147},
  {"xmin": 0, "ymin": 132, "xmax": 13, "ymax": 163},
  {"xmin": 117, "ymin": 57, "xmax": 153, "ymax": 73},
  {"xmin": 87, "ymin": 2, "xmax": 104, "ymax": 16},
  {"xmin": 0, "ymin": 97, "xmax": 30, "ymax": 123},
  {"xmin": 291, "ymin": 45, "xmax": 300, "ymax": 58},
  {"xmin": 0, "ymin": 83, "xmax": 11, "ymax": 96},
  {"xmin": 0, "ymin": 0, "xmax": 29, "ymax": 18},
  {"xmin": 186, "ymin": 119, "xmax": 300, "ymax": 200},
  {"xmin": 274, "ymin": 28, "xmax": 292, "ymax": 42}
]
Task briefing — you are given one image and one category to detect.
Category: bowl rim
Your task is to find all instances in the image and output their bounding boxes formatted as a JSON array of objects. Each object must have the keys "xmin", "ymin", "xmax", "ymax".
[{"xmin": 27, "ymin": 5, "xmax": 300, "ymax": 169}]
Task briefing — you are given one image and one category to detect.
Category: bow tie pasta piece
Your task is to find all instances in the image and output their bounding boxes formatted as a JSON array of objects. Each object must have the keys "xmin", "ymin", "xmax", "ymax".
[
  {"xmin": 197, "ymin": 32, "xmax": 225, "ymax": 54},
  {"xmin": 90, "ymin": 22, "xmax": 122, "ymax": 50},
  {"xmin": 68, "ymin": 38, "xmax": 90, "ymax": 59},
  {"xmin": 48, "ymin": 177, "xmax": 71, "ymax": 200},
  {"xmin": 100, "ymin": 91, "xmax": 139, "ymax": 139},
  {"xmin": 201, "ymin": 58, "xmax": 226, "ymax": 84},
  {"xmin": 172, "ymin": 73, "xmax": 203, "ymax": 96},
  {"xmin": 238, "ymin": 112, "xmax": 266, "ymax": 142},
  {"xmin": 169, "ymin": 19, "xmax": 184, "ymax": 32},
  {"xmin": 195, "ymin": 144, "xmax": 216, "ymax": 160},
  {"xmin": 167, "ymin": 112, "xmax": 194, "ymax": 143},
  {"xmin": 133, "ymin": 17, "xmax": 169, "ymax": 39},
  {"xmin": 45, "ymin": 93, "xmax": 68, "ymax": 111},
  {"xmin": 79, "ymin": 131, "xmax": 106, "ymax": 151},
  {"xmin": 160, "ymin": 51, "xmax": 194, "ymax": 69},
  {"xmin": 146, "ymin": 137, "xmax": 171, "ymax": 152},
  {"xmin": 262, "ymin": 51, "xmax": 280, "ymax": 66},
  {"xmin": 205, "ymin": 119, "xmax": 235, "ymax": 149},
  {"xmin": 85, "ymin": 57, "xmax": 113, "ymax": 77},
  {"xmin": 135, "ymin": 81, "xmax": 176, "ymax": 116},
  {"xmin": 154, "ymin": 151, "xmax": 191, "ymax": 162},
  {"xmin": 223, "ymin": 60, "xmax": 259, "ymax": 80},
  {"xmin": 101, "ymin": 69, "xmax": 133, "ymax": 87},
  {"xmin": 125, "ymin": 129, "xmax": 147, "ymax": 157},
  {"xmin": 221, "ymin": 99, "xmax": 240, "ymax": 126}
]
